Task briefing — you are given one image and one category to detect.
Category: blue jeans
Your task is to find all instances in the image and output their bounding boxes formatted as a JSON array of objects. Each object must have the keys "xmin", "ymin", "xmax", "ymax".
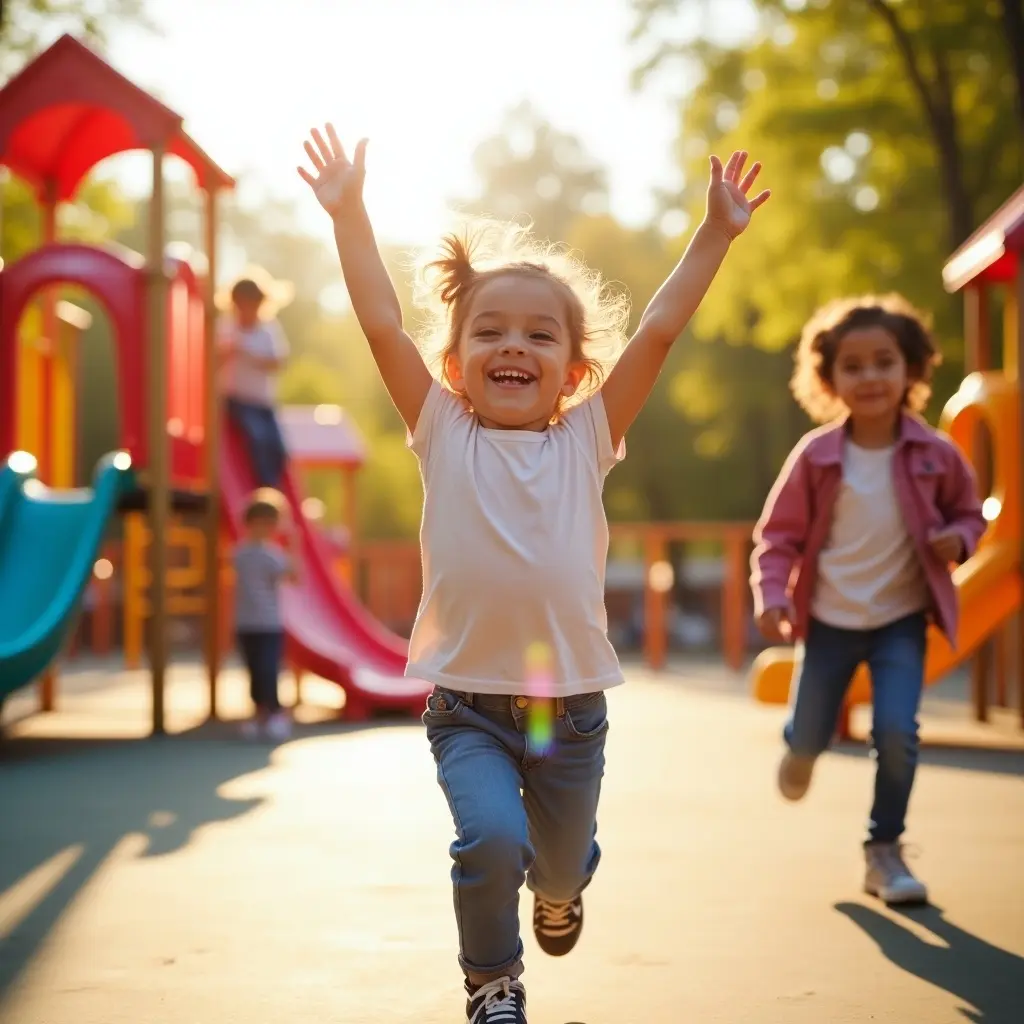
[
  {"xmin": 423, "ymin": 687, "xmax": 608, "ymax": 984},
  {"xmin": 237, "ymin": 630, "xmax": 284, "ymax": 712},
  {"xmin": 785, "ymin": 612, "xmax": 927, "ymax": 844},
  {"xmin": 227, "ymin": 397, "xmax": 287, "ymax": 488}
]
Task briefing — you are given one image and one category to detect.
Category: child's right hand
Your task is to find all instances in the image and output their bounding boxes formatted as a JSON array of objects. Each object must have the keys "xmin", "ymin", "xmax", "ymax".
[
  {"xmin": 757, "ymin": 606, "xmax": 794, "ymax": 644},
  {"xmin": 296, "ymin": 123, "xmax": 367, "ymax": 217}
]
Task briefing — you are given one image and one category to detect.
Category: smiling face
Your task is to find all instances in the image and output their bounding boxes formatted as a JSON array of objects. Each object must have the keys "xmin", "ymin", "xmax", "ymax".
[
  {"xmin": 830, "ymin": 326, "xmax": 909, "ymax": 426},
  {"xmin": 445, "ymin": 271, "xmax": 586, "ymax": 430}
]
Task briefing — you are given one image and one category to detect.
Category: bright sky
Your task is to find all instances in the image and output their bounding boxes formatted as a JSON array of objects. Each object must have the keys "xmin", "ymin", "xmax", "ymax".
[{"xmin": 96, "ymin": 0, "xmax": 752, "ymax": 253}]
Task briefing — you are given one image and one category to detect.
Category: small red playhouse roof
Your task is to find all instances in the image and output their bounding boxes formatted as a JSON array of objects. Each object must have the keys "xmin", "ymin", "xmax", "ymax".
[
  {"xmin": 278, "ymin": 406, "xmax": 366, "ymax": 470},
  {"xmin": 943, "ymin": 184, "xmax": 1024, "ymax": 293},
  {"xmin": 0, "ymin": 33, "xmax": 234, "ymax": 201}
]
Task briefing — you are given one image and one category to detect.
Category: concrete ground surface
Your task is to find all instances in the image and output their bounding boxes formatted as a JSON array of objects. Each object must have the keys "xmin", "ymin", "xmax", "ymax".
[{"xmin": 1, "ymin": 657, "xmax": 1023, "ymax": 1023}]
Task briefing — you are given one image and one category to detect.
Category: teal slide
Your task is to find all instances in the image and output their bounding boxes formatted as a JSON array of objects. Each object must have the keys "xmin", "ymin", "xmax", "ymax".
[{"xmin": 0, "ymin": 451, "xmax": 134, "ymax": 703}]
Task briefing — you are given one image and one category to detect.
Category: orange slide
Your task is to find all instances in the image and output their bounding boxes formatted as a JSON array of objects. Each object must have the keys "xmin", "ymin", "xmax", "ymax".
[
  {"xmin": 221, "ymin": 422, "xmax": 431, "ymax": 720},
  {"xmin": 752, "ymin": 372, "xmax": 1021, "ymax": 708}
]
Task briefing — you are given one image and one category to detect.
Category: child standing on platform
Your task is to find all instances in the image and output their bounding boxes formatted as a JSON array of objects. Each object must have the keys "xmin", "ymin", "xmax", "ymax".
[
  {"xmin": 298, "ymin": 122, "xmax": 768, "ymax": 1023},
  {"xmin": 751, "ymin": 295, "xmax": 986, "ymax": 905},
  {"xmin": 218, "ymin": 277, "xmax": 291, "ymax": 487}
]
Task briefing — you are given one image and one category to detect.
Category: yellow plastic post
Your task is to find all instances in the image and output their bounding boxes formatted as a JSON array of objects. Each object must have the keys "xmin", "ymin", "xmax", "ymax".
[
  {"xmin": 122, "ymin": 512, "xmax": 147, "ymax": 669},
  {"xmin": 15, "ymin": 304, "xmax": 44, "ymax": 458},
  {"xmin": 51, "ymin": 301, "xmax": 91, "ymax": 487}
]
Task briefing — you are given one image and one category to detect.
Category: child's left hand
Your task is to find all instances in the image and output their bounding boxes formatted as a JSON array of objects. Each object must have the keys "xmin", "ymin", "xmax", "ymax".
[
  {"xmin": 928, "ymin": 526, "xmax": 964, "ymax": 563},
  {"xmin": 705, "ymin": 150, "xmax": 771, "ymax": 239}
]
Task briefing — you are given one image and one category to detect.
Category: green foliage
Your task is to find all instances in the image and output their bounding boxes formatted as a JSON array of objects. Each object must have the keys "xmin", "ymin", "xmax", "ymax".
[
  {"xmin": 630, "ymin": 0, "xmax": 1023, "ymax": 353},
  {"xmin": 0, "ymin": 0, "xmax": 154, "ymax": 78},
  {"xmin": 457, "ymin": 100, "xmax": 609, "ymax": 243}
]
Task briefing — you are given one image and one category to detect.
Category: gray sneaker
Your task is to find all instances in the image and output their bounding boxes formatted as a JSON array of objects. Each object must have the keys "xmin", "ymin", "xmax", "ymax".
[
  {"xmin": 864, "ymin": 842, "xmax": 928, "ymax": 905},
  {"xmin": 777, "ymin": 751, "xmax": 815, "ymax": 801}
]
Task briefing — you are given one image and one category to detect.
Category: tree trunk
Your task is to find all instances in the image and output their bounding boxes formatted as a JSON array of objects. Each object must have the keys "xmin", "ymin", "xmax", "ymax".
[
  {"xmin": 1000, "ymin": 0, "xmax": 1024, "ymax": 134},
  {"xmin": 866, "ymin": 0, "xmax": 974, "ymax": 247}
]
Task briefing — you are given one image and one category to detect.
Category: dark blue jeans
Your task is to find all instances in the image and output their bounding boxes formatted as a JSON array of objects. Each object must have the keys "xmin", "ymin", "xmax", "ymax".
[
  {"xmin": 785, "ymin": 612, "xmax": 927, "ymax": 845},
  {"xmin": 237, "ymin": 631, "xmax": 284, "ymax": 712},
  {"xmin": 423, "ymin": 688, "xmax": 608, "ymax": 984},
  {"xmin": 227, "ymin": 397, "xmax": 287, "ymax": 488}
]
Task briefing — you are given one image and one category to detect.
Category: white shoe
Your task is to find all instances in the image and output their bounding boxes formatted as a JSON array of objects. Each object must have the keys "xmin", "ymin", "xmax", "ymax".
[
  {"xmin": 864, "ymin": 842, "xmax": 929, "ymax": 904},
  {"xmin": 265, "ymin": 712, "xmax": 292, "ymax": 742}
]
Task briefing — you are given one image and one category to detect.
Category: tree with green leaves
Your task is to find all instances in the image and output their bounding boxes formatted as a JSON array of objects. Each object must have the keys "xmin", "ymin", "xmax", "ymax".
[
  {"xmin": 628, "ymin": 0, "xmax": 1024, "ymax": 352},
  {"xmin": 0, "ymin": 0, "xmax": 152, "ymax": 77},
  {"xmin": 456, "ymin": 100, "xmax": 609, "ymax": 244}
]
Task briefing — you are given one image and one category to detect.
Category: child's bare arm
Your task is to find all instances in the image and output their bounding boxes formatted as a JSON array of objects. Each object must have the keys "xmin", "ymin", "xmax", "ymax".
[
  {"xmin": 298, "ymin": 125, "xmax": 432, "ymax": 434},
  {"xmin": 281, "ymin": 526, "xmax": 301, "ymax": 583},
  {"xmin": 601, "ymin": 152, "xmax": 769, "ymax": 450}
]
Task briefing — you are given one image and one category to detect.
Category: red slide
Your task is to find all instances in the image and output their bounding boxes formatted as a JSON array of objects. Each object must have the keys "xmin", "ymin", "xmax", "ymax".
[{"xmin": 220, "ymin": 422, "xmax": 431, "ymax": 720}]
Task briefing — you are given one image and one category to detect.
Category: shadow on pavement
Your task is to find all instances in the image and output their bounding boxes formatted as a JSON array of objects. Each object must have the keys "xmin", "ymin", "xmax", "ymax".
[
  {"xmin": 830, "ymin": 740, "xmax": 1024, "ymax": 778},
  {"xmin": 0, "ymin": 715, "xmax": 415, "ymax": 998},
  {"xmin": 834, "ymin": 901, "xmax": 1024, "ymax": 1023}
]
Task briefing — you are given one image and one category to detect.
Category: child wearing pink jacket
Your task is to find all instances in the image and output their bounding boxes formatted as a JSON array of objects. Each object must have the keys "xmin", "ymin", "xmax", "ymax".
[{"xmin": 750, "ymin": 294, "xmax": 985, "ymax": 905}]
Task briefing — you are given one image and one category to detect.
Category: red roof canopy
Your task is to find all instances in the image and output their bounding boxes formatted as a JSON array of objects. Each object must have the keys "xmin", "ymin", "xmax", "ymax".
[
  {"xmin": 943, "ymin": 183, "xmax": 1024, "ymax": 293},
  {"xmin": 278, "ymin": 406, "xmax": 366, "ymax": 469},
  {"xmin": 0, "ymin": 34, "xmax": 233, "ymax": 202}
]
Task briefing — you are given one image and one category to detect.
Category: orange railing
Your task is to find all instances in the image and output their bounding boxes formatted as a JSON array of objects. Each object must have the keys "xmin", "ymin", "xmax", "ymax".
[{"xmin": 67, "ymin": 521, "xmax": 758, "ymax": 671}]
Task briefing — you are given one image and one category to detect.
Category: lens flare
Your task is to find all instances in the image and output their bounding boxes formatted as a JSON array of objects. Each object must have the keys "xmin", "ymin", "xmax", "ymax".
[{"xmin": 524, "ymin": 641, "xmax": 555, "ymax": 754}]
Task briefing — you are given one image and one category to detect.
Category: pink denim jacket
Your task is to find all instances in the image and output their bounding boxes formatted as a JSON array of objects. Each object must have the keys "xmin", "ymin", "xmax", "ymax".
[{"xmin": 750, "ymin": 413, "xmax": 986, "ymax": 643}]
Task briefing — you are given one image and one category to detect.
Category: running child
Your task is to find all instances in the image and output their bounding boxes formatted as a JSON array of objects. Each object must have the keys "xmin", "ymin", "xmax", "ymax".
[
  {"xmin": 298, "ymin": 122, "xmax": 769, "ymax": 1023},
  {"xmin": 750, "ymin": 295, "xmax": 985, "ymax": 905}
]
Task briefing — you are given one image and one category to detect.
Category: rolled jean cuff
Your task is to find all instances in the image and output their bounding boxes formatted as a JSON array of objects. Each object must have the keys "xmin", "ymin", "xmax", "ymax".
[{"xmin": 460, "ymin": 941, "xmax": 524, "ymax": 986}]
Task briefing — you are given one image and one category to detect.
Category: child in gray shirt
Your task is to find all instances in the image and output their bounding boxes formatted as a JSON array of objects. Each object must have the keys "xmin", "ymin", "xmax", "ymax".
[{"xmin": 234, "ymin": 489, "xmax": 299, "ymax": 741}]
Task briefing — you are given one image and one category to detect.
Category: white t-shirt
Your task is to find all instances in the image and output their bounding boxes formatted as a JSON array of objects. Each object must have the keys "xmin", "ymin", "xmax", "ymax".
[
  {"xmin": 811, "ymin": 442, "xmax": 931, "ymax": 630},
  {"xmin": 406, "ymin": 381, "xmax": 625, "ymax": 696},
  {"xmin": 217, "ymin": 316, "xmax": 289, "ymax": 407}
]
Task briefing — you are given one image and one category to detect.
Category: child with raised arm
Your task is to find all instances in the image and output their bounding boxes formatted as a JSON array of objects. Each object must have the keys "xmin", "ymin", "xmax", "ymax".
[
  {"xmin": 751, "ymin": 295, "xmax": 985, "ymax": 905},
  {"xmin": 298, "ymin": 123, "xmax": 769, "ymax": 1023}
]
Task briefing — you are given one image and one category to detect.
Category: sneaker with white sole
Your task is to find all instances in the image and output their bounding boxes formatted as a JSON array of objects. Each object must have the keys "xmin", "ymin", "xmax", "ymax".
[
  {"xmin": 533, "ymin": 893, "xmax": 583, "ymax": 956},
  {"xmin": 864, "ymin": 842, "xmax": 928, "ymax": 905},
  {"xmin": 465, "ymin": 976, "xmax": 527, "ymax": 1023},
  {"xmin": 265, "ymin": 712, "xmax": 292, "ymax": 742},
  {"xmin": 777, "ymin": 750, "xmax": 816, "ymax": 801}
]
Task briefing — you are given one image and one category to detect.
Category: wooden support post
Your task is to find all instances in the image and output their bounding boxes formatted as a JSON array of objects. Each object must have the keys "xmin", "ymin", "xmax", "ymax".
[
  {"xmin": 203, "ymin": 186, "xmax": 222, "ymax": 720},
  {"xmin": 1004, "ymin": 281, "xmax": 1019, "ymax": 382},
  {"xmin": 344, "ymin": 466, "xmax": 358, "ymax": 557},
  {"xmin": 148, "ymin": 144, "xmax": 170, "ymax": 736},
  {"xmin": 720, "ymin": 532, "xmax": 747, "ymax": 672},
  {"xmin": 38, "ymin": 181, "xmax": 58, "ymax": 713},
  {"xmin": 964, "ymin": 284, "xmax": 993, "ymax": 722}
]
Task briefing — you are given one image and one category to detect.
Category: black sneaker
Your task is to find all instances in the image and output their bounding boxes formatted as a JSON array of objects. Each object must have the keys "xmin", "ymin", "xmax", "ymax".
[
  {"xmin": 533, "ymin": 893, "xmax": 583, "ymax": 956},
  {"xmin": 465, "ymin": 977, "xmax": 527, "ymax": 1023}
]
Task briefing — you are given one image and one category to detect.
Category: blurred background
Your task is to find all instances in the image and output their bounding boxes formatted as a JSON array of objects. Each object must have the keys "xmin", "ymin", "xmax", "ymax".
[{"xmin": 2, "ymin": 0, "xmax": 1021, "ymax": 657}]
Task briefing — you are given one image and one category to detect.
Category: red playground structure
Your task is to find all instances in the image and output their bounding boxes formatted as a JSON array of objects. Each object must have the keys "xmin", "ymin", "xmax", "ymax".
[{"xmin": 0, "ymin": 35, "xmax": 427, "ymax": 731}]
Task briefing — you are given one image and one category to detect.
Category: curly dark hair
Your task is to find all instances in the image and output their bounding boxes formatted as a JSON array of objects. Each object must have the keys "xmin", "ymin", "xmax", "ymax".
[{"xmin": 790, "ymin": 293, "xmax": 942, "ymax": 423}]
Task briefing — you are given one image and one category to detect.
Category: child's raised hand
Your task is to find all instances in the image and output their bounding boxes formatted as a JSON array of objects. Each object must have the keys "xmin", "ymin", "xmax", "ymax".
[
  {"xmin": 705, "ymin": 150, "xmax": 770, "ymax": 239},
  {"xmin": 757, "ymin": 606, "xmax": 794, "ymax": 644},
  {"xmin": 928, "ymin": 526, "xmax": 964, "ymax": 564},
  {"xmin": 297, "ymin": 123, "xmax": 367, "ymax": 217}
]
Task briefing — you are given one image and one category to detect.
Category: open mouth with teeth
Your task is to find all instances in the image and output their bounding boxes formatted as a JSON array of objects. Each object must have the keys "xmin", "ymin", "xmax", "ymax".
[{"xmin": 487, "ymin": 368, "xmax": 537, "ymax": 387}]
